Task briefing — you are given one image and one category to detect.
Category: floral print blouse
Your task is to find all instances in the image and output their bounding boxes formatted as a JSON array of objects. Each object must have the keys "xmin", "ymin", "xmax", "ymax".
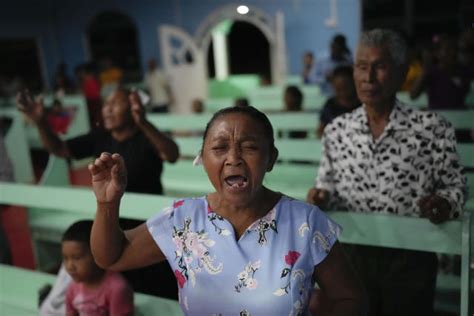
[{"xmin": 146, "ymin": 195, "xmax": 341, "ymax": 315}]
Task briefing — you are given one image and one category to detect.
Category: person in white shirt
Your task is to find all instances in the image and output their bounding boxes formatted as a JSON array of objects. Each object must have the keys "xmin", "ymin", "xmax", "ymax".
[
  {"xmin": 307, "ymin": 29, "xmax": 467, "ymax": 316},
  {"xmin": 144, "ymin": 59, "xmax": 174, "ymax": 113}
]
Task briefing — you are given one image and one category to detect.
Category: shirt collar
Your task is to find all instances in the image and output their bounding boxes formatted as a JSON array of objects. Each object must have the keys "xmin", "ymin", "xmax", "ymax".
[{"xmin": 349, "ymin": 99, "xmax": 410, "ymax": 132}]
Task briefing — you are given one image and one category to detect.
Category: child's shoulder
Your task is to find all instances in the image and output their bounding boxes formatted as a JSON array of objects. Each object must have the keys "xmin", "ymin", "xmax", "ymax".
[{"xmin": 102, "ymin": 271, "xmax": 132, "ymax": 291}]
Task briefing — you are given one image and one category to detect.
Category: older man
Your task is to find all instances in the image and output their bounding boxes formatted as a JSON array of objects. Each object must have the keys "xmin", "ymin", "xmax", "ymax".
[{"xmin": 307, "ymin": 29, "xmax": 467, "ymax": 315}]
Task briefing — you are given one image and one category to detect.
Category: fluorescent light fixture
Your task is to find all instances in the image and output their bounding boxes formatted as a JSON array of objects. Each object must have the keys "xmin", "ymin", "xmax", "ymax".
[{"xmin": 237, "ymin": 5, "xmax": 249, "ymax": 15}]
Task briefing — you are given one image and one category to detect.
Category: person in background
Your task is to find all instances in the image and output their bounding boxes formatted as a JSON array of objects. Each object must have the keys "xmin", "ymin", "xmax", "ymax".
[
  {"xmin": 99, "ymin": 58, "xmax": 123, "ymax": 99},
  {"xmin": 17, "ymin": 87, "xmax": 180, "ymax": 299},
  {"xmin": 283, "ymin": 85, "xmax": 307, "ymax": 139},
  {"xmin": 144, "ymin": 59, "xmax": 174, "ymax": 113},
  {"xmin": 53, "ymin": 63, "xmax": 74, "ymax": 97},
  {"xmin": 62, "ymin": 220, "xmax": 134, "ymax": 316},
  {"xmin": 307, "ymin": 29, "xmax": 467, "ymax": 316},
  {"xmin": 76, "ymin": 63, "xmax": 102, "ymax": 127},
  {"xmin": 191, "ymin": 99, "xmax": 204, "ymax": 113},
  {"xmin": 46, "ymin": 99, "xmax": 75, "ymax": 135},
  {"xmin": 317, "ymin": 66, "xmax": 360, "ymax": 138},
  {"xmin": 315, "ymin": 34, "xmax": 353, "ymax": 96},
  {"xmin": 234, "ymin": 97, "xmax": 250, "ymax": 108},
  {"xmin": 88, "ymin": 105, "xmax": 367, "ymax": 315},
  {"xmin": 302, "ymin": 51, "xmax": 317, "ymax": 84},
  {"xmin": 410, "ymin": 34, "xmax": 474, "ymax": 110},
  {"xmin": 399, "ymin": 42, "xmax": 423, "ymax": 92}
]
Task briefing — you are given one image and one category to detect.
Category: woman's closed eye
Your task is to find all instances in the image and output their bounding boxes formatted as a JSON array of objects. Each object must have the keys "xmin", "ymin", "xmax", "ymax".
[
  {"xmin": 211, "ymin": 144, "xmax": 228, "ymax": 152},
  {"xmin": 242, "ymin": 143, "xmax": 259, "ymax": 151}
]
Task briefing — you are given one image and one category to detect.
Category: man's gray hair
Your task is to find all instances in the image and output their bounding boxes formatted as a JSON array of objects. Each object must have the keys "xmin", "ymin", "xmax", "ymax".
[{"xmin": 359, "ymin": 29, "xmax": 407, "ymax": 66}]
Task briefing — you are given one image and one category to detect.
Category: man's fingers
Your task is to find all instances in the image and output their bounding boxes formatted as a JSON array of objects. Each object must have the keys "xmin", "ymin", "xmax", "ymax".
[{"xmin": 317, "ymin": 190, "xmax": 327, "ymax": 200}]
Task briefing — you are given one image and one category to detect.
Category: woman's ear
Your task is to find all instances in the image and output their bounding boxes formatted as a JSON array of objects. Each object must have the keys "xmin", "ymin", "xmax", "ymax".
[{"xmin": 266, "ymin": 147, "xmax": 279, "ymax": 172}]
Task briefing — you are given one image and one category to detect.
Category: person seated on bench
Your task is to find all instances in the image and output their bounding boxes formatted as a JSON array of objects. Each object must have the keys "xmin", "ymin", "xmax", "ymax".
[
  {"xmin": 307, "ymin": 29, "xmax": 468, "ymax": 316},
  {"xmin": 88, "ymin": 105, "xmax": 368, "ymax": 315},
  {"xmin": 282, "ymin": 85, "xmax": 307, "ymax": 139},
  {"xmin": 63, "ymin": 220, "xmax": 134, "ymax": 316},
  {"xmin": 410, "ymin": 34, "xmax": 473, "ymax": 111},
  {"xmin": 317, "ymin": 65, "xmax": 361, "ymax": 138},
  {"xmin": 17, "ymin": 87, "xmax": 180, "ymax": 299}
]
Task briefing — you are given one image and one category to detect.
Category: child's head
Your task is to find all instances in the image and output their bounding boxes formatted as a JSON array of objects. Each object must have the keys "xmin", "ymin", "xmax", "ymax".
[
  {"xmin": 62, "ymin": 220, "xmax": 103, "ymax": 284},
  {"xmin": 284, "ymin": 85, "xmax": 303, "ymax": 111},
  {"xmin": 191, "ymin": 99, "xmax": 204, "ymax": 113},
  {"xmin": 331, "ymin": 66, "xmax": 357, "ymax": 107}
]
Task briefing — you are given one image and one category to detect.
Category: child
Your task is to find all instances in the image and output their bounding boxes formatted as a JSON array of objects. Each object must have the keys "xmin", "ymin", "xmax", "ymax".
[{"xmin": 62, "ymin": 220, "xmax": 134, "ymax": 316}]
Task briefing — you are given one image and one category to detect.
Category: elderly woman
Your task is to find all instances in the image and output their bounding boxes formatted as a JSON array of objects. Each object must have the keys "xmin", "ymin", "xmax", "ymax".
[{"xmin": 90, "ymin": 106, "xmax": 366, "ymax": 315}]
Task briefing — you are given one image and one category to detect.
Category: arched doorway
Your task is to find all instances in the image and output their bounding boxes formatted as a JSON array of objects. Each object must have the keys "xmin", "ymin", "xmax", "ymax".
[
  {"xmin": 196, "ymin": 4, "xmax": 287, "ymax": 85},
  {"xmin": 207, "ymin": 21, "xmax": 270, "ymax": 81},
  {"xmin": 87, "ymin": 11, "xmax": 141, "ymax": 81}
]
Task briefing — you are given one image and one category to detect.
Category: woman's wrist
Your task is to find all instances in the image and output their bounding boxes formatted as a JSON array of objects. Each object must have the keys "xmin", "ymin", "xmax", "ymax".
[{"xmin": 97, "ymin": 200, "xmax": 121, "ymax": 212}]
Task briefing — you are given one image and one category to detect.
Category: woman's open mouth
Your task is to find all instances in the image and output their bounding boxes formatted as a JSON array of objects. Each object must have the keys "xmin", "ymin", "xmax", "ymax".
[{"xmin": 224, "ymin": 175, "xmax": 249, "ymax": 189}]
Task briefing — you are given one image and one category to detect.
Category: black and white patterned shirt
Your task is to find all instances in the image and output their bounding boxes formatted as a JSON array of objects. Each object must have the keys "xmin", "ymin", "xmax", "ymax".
[{"xmin": 315, "ymin": 100, "xmax": 468, "ymax": 218}]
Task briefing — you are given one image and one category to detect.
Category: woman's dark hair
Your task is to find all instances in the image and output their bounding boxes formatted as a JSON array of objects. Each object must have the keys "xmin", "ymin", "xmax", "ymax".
[
  {"xmin": 62, "ymin": 220, "xmax": 93, "ymax": 248},
  {"xmin": 202, "ymin": 106, "xmax": 277, "ymax": 154}
]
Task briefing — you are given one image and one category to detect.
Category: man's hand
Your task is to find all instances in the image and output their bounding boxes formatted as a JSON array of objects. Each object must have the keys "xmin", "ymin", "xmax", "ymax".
[
  {"xmin": 418, "ymin": 195, "xmax": 452, "ymax": 224},
  {"xmin": 88, "ymin": 152, "xmax": 127, "ymax": 205},
  {"xmin": 129, "ymin": 90, "xmax": 146, "ymax": 126},
  {"xmin": 307, "ymin": 188, "xmax": 330, "ymax": 209},
  {"xmin": 16, "ymin": 90, "xmax": 45, "ymax": 124}
]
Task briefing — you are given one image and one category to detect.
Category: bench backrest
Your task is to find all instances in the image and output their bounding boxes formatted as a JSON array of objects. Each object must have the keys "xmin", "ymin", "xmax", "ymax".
[{"xmin": 0, "ymin": 109, "xmax": 34, "ymax": 183}]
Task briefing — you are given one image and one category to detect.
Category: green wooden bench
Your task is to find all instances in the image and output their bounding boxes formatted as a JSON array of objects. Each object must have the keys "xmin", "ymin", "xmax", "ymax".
[
  {"xmin": 208, "ymin": 75, "xmax": 260, "ymax": 98},
  {"xmin": 0, "ymin": 182, "xmax": 471, "ymax": 315},
  {"xmin": 1, "ymin": 108, "xmax": 34, "ymax": 183},
  {"xmin": 148, "ymin": 112, "xmax": 321, "ymax": 138},
  {"xmin": 0, "ymin": 264, "xmax": 183, "ymax": 316}
]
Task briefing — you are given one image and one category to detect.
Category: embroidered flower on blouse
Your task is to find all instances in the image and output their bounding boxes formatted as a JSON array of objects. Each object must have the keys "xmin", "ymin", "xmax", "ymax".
[
  {"xmin": 312, "ymin": 219, "xmax": 340, "ymax": 253},
  {"xmin": 247, "ymin": 208, "xmax": 278, "ymax": 245},
  {"xmin": 273, "ymin": 250, "xmax": 301, "ymax": 296},
  {"xmin": 207, "ymin": 205, "xmax": 231, "ymax": 236},
  {"xmin": 234, "ymin": 260, "xmax": 261, "ymax": 293},
  {"xmin": 172, "ymin": 218, "xmax": 223, "ymax": 288}
]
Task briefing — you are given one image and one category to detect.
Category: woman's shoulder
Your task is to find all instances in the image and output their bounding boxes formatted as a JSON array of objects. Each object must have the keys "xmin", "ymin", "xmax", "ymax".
[
  {"xmin": 278, "ymin": 196, "xmax": 325, "ymax": 219},
  {"xmin": 161, "ymin": 196, "xmax": 208, "ymax": 220}
]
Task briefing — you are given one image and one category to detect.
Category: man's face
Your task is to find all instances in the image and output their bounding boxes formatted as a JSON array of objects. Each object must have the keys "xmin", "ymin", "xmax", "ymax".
[{"xmin": 353, "ymin": 45, "xmax": 405, "ymax": 108}]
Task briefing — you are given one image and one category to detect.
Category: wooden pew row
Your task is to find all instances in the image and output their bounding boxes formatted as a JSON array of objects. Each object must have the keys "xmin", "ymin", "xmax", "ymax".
[
  {"xmin": 148, "ymin": 110, "xmax": 474, "ymax": 137},
  {"xmin": 171, "ymin": 136, "xmax": 474, "ymax": 168},
  {"xmin": 0, "ymin": 182, "xmax": 471, "ymax": 315},
  {"xmin": 0, "ymin": 264, "xmax": 183, "ymax": 316}
]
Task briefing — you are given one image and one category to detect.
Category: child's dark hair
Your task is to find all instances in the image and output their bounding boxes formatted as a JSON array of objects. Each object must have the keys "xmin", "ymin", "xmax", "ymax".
[
  {"xmin": 202, "ymin": 106, "xmax": 277, "ymax": 154},
  {"xmin": 62, "ymin": 220, "xmax": 93, "ymax": 248},
  {"xmin": 332, "ymin": 66, "xmax": 354, "ymax": 80}
]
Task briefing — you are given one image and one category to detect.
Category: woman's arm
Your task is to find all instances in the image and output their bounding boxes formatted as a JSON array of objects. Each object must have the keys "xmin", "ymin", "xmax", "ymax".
[
  {"xmin": 89, "ymin": 152, "xmax": 166, "ymax": 271},
  {"xmin": 311, "ymin": 241, "xmax": 368, "ymax": 316}
]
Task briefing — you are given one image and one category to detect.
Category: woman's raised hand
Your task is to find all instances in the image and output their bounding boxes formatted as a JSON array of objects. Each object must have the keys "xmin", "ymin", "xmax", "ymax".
[{"xmin": 88, "ymin": 152, "xmax": 127, "ymax": 204}]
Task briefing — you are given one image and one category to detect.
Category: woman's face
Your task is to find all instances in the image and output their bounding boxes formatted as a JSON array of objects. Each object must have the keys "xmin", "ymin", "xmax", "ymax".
[
  {"xmin": 102, "ymin": 90, "xmax": 133, "ymax": 130},
  {"xmin": 202, "ymin": 113, "xmax": 275, "ymax": 206}
]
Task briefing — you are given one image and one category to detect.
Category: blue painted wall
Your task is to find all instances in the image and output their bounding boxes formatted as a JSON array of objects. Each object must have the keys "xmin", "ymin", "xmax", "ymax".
[{"xmin": 0, "ymin": 0, "xmax": 361, "ymax": 86}]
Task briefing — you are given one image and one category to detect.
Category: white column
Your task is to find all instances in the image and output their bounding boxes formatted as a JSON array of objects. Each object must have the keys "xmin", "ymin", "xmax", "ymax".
[{"xmin": 212, "ymin": 30, "xmax": 229, "ymax": 80}]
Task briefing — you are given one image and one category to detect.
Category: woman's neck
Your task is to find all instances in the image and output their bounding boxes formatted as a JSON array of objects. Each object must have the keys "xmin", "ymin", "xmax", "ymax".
[{"xmin": 208, "ymin": 188, "xmax": 281, "ymax": 237}]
